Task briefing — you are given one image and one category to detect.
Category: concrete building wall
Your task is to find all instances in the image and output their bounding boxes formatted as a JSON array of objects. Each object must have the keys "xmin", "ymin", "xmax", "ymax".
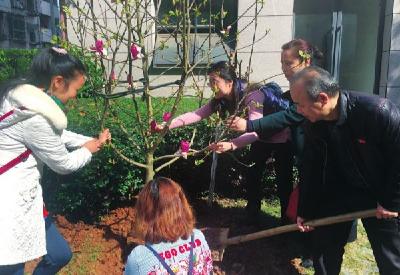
[
  {"xmin": 237, "ymin": 0, "xmax": 294, "ymax": 91},
  {"xmin": 66, "ymin": 0, "xmax": 151, "ymax": 88},
  {"xmin": 67, "ymin": 1, "xmax": 294, "ymax": 98},
  {"xmin": 66, "ymin": 0, "xmax": 215, "ymax": 97},
  {"xmin": 147, "ymin": 1, "xmax": 294, "ymax": 97},
  {"xmin": 65, "ymin": 0, "xmax": 398, "ymax": 104},
  {"xmin": 381, "ymin": 0, "xmax": 400, "ymax": 106}
]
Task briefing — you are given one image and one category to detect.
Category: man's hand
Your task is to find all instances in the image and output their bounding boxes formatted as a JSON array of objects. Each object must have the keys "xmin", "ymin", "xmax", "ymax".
[
  {"xmin": 208, "ymin": 142, "xmax": 234, "ymax": 153},
  {"xmin": 297, "ymin": 216, "xmax": 314, "ymax": 232},
  {"xmin": 225, "ymin": 116, "xmax": 247, "ymax": 133},
  {"xmin": 376, "ymin": 204, "xmax": 399, "ymax": 219}
]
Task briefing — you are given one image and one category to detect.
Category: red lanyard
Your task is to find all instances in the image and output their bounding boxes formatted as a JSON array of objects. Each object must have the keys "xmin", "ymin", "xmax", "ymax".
[{"xmin": 0, "ymin": 108, "xmax": 32, "ymax": 175}]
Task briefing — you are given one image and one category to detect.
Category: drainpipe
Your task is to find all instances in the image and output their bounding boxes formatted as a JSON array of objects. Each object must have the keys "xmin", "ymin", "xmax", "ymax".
[{"xmin": 50, "ymin": 0, "xmax": 55, "ymax": 39}]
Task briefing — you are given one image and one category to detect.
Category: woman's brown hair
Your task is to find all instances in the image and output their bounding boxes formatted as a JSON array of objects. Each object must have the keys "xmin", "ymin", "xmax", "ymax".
[{"xmin": 132, "ymin": 177, "xmax": 195, "ymax": 244}]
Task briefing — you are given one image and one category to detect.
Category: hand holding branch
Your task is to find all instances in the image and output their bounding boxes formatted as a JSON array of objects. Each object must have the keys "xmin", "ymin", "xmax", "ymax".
[
  {"xmin": 150, "ymin": 120, "xmax": 166, "ymax": 133},
  {"xmin": 98, "ymin": 128, "xmax": 112, "ymax": 145},
  {"xmin": 83, "ymin": 128, "xmax": 111, "ymax": 153},
  {"xmin": 208, "ymin": 141, "xmax": 235, "ymax": 153},
  {"xmin": 225, "ymin": 116, "xmax": 247, "ymax": 133}
]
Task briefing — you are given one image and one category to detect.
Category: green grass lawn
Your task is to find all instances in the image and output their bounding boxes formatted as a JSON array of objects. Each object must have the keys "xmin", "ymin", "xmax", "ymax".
[{"xmin": 341, "ymin": 221, "xmax": 379, "ymax": 275}]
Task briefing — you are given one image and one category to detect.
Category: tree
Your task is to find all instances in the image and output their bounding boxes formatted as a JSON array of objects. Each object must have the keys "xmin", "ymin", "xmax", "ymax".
[{"xmin": 62, "ymin": 0, "xmax": 268, "ymax": 185}]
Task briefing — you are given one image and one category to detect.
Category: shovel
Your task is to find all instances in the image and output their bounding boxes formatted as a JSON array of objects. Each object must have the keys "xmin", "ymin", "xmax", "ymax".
[{"xmin": 204, "ymin": 209, "xmax": 376, "ymax": 261}]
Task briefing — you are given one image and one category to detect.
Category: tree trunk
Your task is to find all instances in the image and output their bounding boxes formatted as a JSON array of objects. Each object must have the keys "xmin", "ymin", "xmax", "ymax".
[{"xmin": 145, "ymin": 152, "xmax": 155, "ymax": 183}]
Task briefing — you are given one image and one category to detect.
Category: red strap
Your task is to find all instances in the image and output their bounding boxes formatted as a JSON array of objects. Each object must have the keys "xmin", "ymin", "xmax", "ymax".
[
  {"xmin": 0, "ymin": 107, "xmax": 32, "ymax": 175},
  {"xmin": 0, "ymin": 149, "xmax": 32, "ymax": 175},
  {"xmin": 0, "ymin": 107, "xmax": 27, "ymax": 122},
  {"xmin": 1, "ymin": 108, "xmax": 45, "ymax": 216},
  {"xmin": 0, "ymin": 109, "xmax": 16, "ymax": 121},
  {"xmin": 286, "ymin": 185, "xmax": 300, "ymax": 223},
  {"xmin": 43, "ymin": 205, "xmax": 49, "ymax": 218}
]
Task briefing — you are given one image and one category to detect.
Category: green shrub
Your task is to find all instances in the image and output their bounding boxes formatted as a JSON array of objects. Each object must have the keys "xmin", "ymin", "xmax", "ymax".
[{"xmin": 0, "ymin": 49, "xmax": 37, "ymax": 82}]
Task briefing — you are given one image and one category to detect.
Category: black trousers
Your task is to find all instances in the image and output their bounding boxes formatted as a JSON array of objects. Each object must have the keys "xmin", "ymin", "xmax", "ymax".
[
  {"xmin": 245, "ymin": 141, "xmax": 294, "ymax": 218},
  {"xmin": 312, "ymin": 217, "xmax": 400, "ymax": 275}
]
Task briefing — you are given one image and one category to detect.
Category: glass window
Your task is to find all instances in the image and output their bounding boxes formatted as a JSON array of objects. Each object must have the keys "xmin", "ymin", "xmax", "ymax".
[
  {"xmin": 0, "ymin": 12, "xmax": 7, "ymax": 40},
  {"xmin": 153, "ymin": 0, "xmax": 237, "ymax": 68},
  {"xmin": 9, "ymin": 15, "xmax": 26, "ymax": 41},
  {"xmin": 294, "ymin": 0, "xmax": 381, "ymax": 93},
  {"xmin": 157, "ymin": 0, "xmax": 236, "ymax": 33},
  {"xmin": 11, "ymin": 0, "xmax": 26, "ymax": 9},
  {"xmin": 40, "ymin": 15, "xmax": 50, "ymax": 29}
]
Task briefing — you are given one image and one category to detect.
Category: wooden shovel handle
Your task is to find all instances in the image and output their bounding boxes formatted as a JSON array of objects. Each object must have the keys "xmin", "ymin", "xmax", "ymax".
[{"xmin": 222, "ymin": 209, "xmax": 376, "ymax": 247}]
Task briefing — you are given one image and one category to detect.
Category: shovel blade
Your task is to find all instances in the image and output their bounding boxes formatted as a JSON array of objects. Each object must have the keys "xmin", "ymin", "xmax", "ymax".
[{"xmin": 202, "ymin": 227, "xmax": 230, "ymax": 261}]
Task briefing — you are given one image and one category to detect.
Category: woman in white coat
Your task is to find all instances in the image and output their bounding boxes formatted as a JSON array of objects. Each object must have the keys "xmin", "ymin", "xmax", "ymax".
[{"xmin": 0, "ymin": 47, "xmax": 111, "ymax": 275}]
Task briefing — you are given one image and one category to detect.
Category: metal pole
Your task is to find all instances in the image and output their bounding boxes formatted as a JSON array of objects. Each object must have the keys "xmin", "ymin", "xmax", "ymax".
[{"xmin": 208, "ymin": 124, "xmax": 222, "ymax": 207}]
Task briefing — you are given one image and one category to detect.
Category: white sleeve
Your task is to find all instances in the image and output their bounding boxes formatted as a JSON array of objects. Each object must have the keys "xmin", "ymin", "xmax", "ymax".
[
  {"xmin": 61, "ymin": 129, "xmax": 93, "ymax": 149},
  {"xmin": 22, "ymin": 115, "xmax": 92, "ymax": 175}
]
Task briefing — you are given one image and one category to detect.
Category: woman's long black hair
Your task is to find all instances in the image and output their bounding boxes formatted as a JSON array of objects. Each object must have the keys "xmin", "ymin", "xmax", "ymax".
[
  {"xmin": 207, "ymin": 61, "xmax": 237, "ymax": 82},
  {"xmin": 0, "ymin": 47, "xmax": 86, "ymax": 105},
  {"xmin": 208, "ymin": 61, "xmax": 246, "ymax": 117}
]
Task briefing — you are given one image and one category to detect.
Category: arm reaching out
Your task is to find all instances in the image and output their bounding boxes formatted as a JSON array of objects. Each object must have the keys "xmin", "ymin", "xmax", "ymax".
[
  {"xmin": 152, "ymin": 102, "xmax": 214, "ymax": 132},
  {"xmin": 210, "ymin": 90, "xmax": 263, "ymax": 153}
]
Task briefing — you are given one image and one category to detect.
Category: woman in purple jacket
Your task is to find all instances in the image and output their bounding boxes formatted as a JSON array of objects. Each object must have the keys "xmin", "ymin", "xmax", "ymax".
[{"xmin": 154, "ymin": 61, "xmax": 293, "ymax": 224}]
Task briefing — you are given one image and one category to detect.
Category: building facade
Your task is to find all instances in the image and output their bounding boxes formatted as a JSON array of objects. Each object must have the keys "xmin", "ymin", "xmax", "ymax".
[
  {"xmin": 237, "ymin": 0, "xmax": 400, "ymax": 106},
  {"xmin": 0, "ymin": 0, "xmax": 60, "ymax": 49},
  {"xmin": 65, "ymin": 0, "xmax": 400, "ymax": 105}
]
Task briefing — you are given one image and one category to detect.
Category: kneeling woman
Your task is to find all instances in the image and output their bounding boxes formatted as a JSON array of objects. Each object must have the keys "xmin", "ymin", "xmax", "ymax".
[{"xmin": 125, "ymin": 177, "xmax": 213, "ymax": 275}]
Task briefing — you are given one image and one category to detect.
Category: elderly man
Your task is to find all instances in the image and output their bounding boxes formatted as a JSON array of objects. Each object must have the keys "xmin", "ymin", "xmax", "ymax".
[{"xmin": 286, "ymin": 66, "xmax": 400, "ymax": 274}]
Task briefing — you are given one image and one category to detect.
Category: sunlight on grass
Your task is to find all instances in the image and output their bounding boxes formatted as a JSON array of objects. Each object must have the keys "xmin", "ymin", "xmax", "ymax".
[
  {"xmin": 60, "ymin": 237, "xmax": 102, "ymax": 275},
  {"xmin": 260, "ymin": 198, "xmax": 281, "ymax": 218},
  {"xmin": 341, "ymin": 221, "xmax": 378, "ymax": 275}
]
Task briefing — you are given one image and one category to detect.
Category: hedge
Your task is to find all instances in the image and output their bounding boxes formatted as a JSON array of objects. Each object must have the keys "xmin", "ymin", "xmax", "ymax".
[{"xmin": 0, "ymin": 49, "xmax": 38, "ymax": 83}]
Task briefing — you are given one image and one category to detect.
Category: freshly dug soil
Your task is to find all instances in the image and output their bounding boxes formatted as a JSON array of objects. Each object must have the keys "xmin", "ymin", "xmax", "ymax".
[{"xmin": 26, "ymin": 199, "xmax": 308, "ymax": 275}]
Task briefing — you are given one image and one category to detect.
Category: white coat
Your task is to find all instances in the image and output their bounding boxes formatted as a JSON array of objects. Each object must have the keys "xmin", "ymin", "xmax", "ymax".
[{"xmin": 0, "ymin": 84, "xmax": 92, "ymax": 265}]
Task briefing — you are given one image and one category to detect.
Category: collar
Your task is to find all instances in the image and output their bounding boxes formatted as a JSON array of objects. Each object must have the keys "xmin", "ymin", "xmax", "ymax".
[
  {"xmin": 50, "ymin": 95, "xmax": 65, "ymax": 111},
  {"xmin": 8, "ymin": 84, "xmax": 67, "ymax": 131},
  {"xmin": 335, "ymin": 91, "xmax": 348, "ymax": 126}
]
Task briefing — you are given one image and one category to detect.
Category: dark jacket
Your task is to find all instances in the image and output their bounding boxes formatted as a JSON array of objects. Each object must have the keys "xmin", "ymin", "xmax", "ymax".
[
  {"xmin": 247, "ymin": 92, "xmax": 305, "ymax": 158},
  {"xmin": 298, "ymin": 90, "xmax": 400, "ymax": 219}
]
